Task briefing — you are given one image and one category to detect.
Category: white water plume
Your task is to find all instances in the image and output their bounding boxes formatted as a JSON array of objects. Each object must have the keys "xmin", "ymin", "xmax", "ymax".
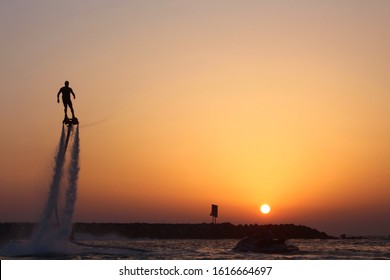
[
  {"xmin": 28, "ymin": 125, "xmax": 80, "ymax": 254},
  {"xmin": 58, "ymin": 126, "xmax": 80, "ymax": 240}
]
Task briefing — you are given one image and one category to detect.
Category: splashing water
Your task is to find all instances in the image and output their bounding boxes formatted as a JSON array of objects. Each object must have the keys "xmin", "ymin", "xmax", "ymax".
[
  {"xmin": 8, "ymin": 125, "xmax": 82, "ymax": 256},
  {"xmin": 58, "ymin": 126, "xmax": 80, "ymax": 241}
]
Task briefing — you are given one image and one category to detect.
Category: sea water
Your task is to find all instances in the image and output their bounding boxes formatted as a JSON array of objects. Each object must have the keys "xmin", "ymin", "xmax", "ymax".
[{"xmin": 1, "ymin": 237, "xmax": 389, "ymax": 260}]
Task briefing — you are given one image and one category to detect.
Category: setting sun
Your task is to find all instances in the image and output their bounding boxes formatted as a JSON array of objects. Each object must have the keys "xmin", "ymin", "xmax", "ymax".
[{"xmin": 260, "ymin": 204, "xmax": 271, "ymax": 215}]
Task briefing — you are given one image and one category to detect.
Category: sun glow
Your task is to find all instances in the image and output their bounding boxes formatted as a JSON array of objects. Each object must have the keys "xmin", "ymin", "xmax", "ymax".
[{"xmin": 260, "ymin": 204, "xmax": 271, "ymax": 215}]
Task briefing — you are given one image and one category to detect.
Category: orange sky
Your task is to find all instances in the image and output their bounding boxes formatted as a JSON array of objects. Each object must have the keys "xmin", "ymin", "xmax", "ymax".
[{"xmin": 1, "ymin": 0, "xmax": 390, "ymax": 236}]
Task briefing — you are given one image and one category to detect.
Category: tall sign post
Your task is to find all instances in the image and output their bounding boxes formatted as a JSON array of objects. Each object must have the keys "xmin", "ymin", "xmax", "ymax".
[{"xmin": 210, "ymin": 204, "xmax": 218, "ymax": 224}]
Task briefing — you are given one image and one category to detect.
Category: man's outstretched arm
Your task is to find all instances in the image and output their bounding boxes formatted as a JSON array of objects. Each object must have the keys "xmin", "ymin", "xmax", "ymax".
[{"xmin": 57, "ymin": 90, "xmax": 61, "ymax": 103}]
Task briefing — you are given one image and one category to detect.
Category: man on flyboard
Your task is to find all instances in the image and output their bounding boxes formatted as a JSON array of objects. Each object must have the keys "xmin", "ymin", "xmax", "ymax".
[{"xmin": 57, "ymin": 80, "xmax": 78, "ymax": 125}]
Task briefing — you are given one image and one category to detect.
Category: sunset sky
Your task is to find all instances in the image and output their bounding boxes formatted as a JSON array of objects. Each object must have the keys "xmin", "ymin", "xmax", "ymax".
[{"xmin": 1, "ymin": 0, "xmax": 390, "ymax": 236}]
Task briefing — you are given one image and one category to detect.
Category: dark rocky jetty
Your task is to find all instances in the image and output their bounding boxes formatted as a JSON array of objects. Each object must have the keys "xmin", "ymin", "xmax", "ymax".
[
  {"xmin": 0, "ymin": 223, "xmax": 34, "ymax": 245},
  {"xmin": 0, "ymin": 222, "xmax": 334, "ymax": 244}
]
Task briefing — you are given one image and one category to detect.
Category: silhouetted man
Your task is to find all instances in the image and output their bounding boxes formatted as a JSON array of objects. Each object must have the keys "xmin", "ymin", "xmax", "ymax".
[{"xmin": 57, "ymin": 81, "xmax": 76, "ymax": 120}]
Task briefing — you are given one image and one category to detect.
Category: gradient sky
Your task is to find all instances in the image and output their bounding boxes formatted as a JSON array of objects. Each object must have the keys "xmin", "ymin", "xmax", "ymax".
[{"xmin": 1, "ymin": 0, "xmax": 390, "ymax": 236}]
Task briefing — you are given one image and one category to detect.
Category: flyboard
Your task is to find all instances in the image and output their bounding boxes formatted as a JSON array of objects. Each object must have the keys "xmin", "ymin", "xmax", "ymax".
[{"xmin": 63, "ymin": 116, "xmax": 79, "ymax": 126}]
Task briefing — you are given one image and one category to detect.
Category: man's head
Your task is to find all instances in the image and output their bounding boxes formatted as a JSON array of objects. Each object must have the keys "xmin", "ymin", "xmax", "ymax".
[{"xmin": 64, "ymin": 81, "xmax": 69, "ymax": 86}]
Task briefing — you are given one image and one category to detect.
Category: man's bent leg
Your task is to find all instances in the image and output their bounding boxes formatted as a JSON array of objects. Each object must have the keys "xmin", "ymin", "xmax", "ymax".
[{"xmin": 68, "ymin": 101, "xmax": 75, "ymax": 118}]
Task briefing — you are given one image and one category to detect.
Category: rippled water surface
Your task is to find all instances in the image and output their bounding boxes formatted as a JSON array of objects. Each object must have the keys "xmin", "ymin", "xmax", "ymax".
[{"xmin": 1, "ymin": 238, "xmax": 389, "ymax": 260}]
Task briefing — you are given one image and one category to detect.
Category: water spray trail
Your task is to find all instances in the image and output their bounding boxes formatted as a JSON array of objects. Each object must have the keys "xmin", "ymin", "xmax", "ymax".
[
  {"xmin": 31, "ymin": 125, "xmax": 70, "ymax": 247},
  {"xmin": 58, "ymin": 125, "xmax": 80, "ymax": 240}
]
